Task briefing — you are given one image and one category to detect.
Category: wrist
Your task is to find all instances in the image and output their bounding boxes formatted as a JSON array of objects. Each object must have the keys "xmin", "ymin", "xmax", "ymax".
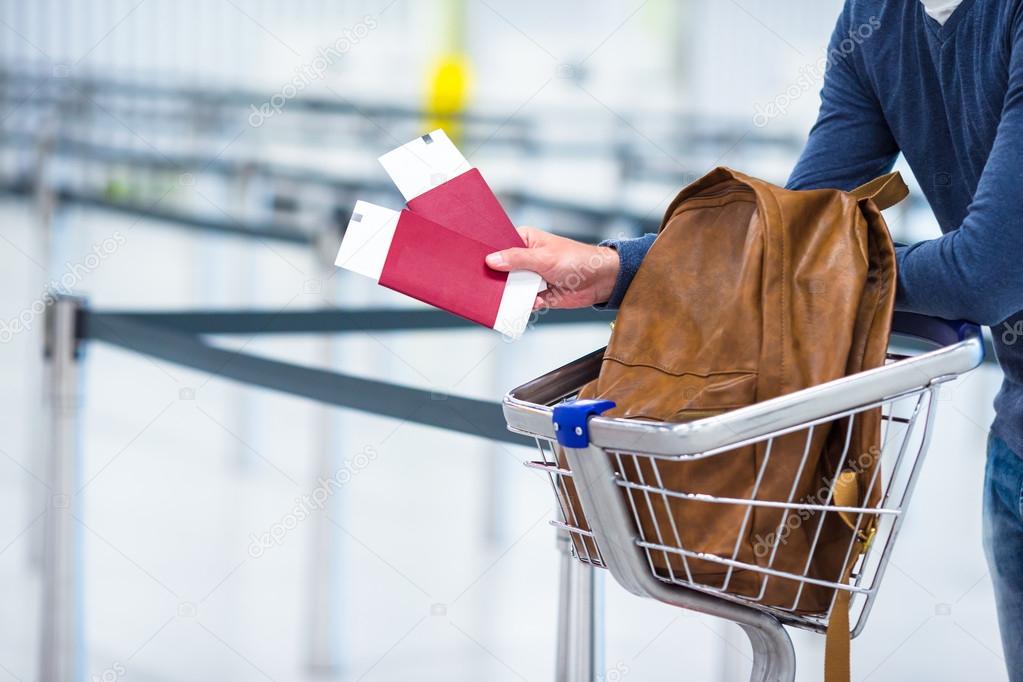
[{"xmin": 593, "ymin": 245, "xmax": 621, "ymax": 303}]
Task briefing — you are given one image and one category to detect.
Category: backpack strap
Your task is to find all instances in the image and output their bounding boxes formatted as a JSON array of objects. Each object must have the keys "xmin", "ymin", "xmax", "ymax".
[
  {"xmin": 825, "ymin": 566, "xmax": 855, "ymax": 682},
  {"xmin": 824, "ymin": 470, "xmax": 872, "ymax": 682},
  {"xmin": 849, "ymin": 172, "xmax": 909, "ymax": 211}
]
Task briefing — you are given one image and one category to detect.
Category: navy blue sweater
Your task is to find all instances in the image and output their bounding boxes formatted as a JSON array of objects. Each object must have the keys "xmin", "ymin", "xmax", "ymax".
[{"xmin": 603, "ymin": 0, "xmax": 1023, "ymax": 457}]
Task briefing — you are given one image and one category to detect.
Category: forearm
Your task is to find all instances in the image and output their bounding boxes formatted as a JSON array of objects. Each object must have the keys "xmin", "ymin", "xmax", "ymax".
[{"xmin": 895, "ymin": 214, "xmax": 1023, "ymax": 327}]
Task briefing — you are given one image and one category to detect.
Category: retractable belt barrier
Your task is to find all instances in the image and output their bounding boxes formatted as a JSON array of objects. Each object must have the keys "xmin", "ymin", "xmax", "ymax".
[{"xmin": 78, "ymin": 305, "xmax": 614, "ymax": 446}]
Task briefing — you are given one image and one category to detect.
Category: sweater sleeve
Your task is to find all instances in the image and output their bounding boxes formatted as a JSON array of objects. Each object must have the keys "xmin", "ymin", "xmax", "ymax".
[
  {"xmin": 892, "ymin": 12, "xmax": 1023, "ymax": 326},
  {"xmin": 595, "ymin": 233, "xmax": 657, "ymax": 309},
  {"xmin": 787, "ymin": 4, "xmax": 899, "ymax": 191}
]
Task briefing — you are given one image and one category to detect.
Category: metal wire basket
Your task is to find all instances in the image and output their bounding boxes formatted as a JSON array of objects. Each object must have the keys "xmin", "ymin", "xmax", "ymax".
[{"xmin": 502, "ymin": 312, "xmax": 985, "ymax": 682}]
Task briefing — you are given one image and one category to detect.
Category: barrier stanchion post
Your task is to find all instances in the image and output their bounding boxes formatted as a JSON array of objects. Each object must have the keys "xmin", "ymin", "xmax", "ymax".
[
  {"xmin": 305, "ymin": 254, "xmax": 345, "ymax": 675},
  {"xmin": 28, "ymin": 130, "xmax": 57, "ymax": 573},
  {"xmin": 40, "ymin": 295, "xmax": 85, "ymax": 682}
]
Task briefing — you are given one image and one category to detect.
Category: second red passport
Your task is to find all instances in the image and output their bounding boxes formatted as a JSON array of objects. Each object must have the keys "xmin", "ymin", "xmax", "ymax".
[{"xmin": 406, "ymin": 168, "xmax": 525, "ymax": 251}]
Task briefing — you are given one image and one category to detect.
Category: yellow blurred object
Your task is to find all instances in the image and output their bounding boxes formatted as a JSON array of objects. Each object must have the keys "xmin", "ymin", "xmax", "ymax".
[{"xmin": 425, "ymin": 54, "xmax": 471, "ymax": 146}]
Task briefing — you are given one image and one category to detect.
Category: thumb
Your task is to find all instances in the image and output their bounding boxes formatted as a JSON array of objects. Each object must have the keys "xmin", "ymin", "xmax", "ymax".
[{"xmin": 485, "ymin": 247, "xmax": 543, "ymax": 272}]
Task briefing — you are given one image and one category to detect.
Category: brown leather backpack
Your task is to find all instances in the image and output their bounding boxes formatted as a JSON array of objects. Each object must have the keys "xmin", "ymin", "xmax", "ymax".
[{"xmin": 563, "ymin": 167, "xmax": 905, "ymax": 681}]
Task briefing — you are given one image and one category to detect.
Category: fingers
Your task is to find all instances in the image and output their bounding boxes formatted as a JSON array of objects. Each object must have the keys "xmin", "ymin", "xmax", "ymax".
[
  {"xmin": 535, "ymin": 288, "xmax": 563, "ymax": 310},
  {"xmin": 485, "ymin": 247, "xmax": 544, "ymax": 272},
  {"xmin": 515, "ymin": 226, "xmax": 543, "ymax": 246},
  {"xmin": 486, "ymin": 227, "xmax": 550, "ymax": 272}
]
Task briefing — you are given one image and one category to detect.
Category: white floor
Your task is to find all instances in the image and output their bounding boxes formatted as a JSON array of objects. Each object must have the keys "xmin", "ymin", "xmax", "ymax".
[{"xmin": 0, "ymin": 195, "xmax": 1010, "ymax": 681}]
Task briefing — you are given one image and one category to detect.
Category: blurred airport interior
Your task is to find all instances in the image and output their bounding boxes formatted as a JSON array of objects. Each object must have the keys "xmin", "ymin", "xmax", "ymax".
[{"xmin": 0, "ymin": 1, "xmax": 1010, "ymax": 680}]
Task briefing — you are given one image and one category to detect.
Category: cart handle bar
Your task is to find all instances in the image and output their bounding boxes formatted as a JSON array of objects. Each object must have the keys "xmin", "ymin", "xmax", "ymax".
[{"xmin": 503, "ymin": 314, "xmax": 984, "ymax": 456}]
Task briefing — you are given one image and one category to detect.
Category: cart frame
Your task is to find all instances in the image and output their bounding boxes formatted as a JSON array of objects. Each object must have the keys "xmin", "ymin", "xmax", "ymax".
[{"xmin": 502, "ymin": 312, "xmax": 985, "ymax": 682}]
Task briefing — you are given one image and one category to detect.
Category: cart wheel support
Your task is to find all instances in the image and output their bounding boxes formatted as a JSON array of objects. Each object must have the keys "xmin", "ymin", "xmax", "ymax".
[
  {"xmin": 554, "ymin": 527, "xmax": 606, "ymax": 682},
  {"xmin": 740, "ymin": 619, "xmax": 797, "ymax": 682},
  {"xmin": 558, "ymin": 431, "xmax": 797, "ymax": 682}
]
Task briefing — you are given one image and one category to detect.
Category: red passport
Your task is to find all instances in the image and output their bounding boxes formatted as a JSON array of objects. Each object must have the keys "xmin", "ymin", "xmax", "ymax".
[
  {"xmin": 406, "ymin": 169, "xmax": 523, "ymax": 251},
  {"xmin": 335, "ymin": 201, "xmax": 541, "ymax": 338},
  {"xmin": 377, "ymin": 130, "xmax": 527, "ymax": 251}
]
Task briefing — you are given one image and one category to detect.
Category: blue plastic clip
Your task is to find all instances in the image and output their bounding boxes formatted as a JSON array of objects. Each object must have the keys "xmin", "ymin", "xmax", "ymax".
[{"xmin": 552, "ymin": 399, "xmax": 616, "ymax": 448}]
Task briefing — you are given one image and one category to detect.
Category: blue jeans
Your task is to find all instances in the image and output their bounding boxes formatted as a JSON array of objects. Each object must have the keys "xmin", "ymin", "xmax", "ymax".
[{"xmin": 984, "ymin": 434, "xmax": 1023, "ymax": 682}]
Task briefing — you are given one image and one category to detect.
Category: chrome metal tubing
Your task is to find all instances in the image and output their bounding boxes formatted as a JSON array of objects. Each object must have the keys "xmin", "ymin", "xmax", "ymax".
[
  {"xmin": 554, "ymin": 529, "xmax": 575, "ymax": 682},
  {"xmin": 504, "ymin": 316, "xmax": 986, "ymax": 680},
  {"xmin": 554, "ymin": 526, "xmax": 605, "ymax": 682},
  {"xmin": 504, "ymin": 333, "xmax": 983, "ymax": 458},
  {"xmin": 563, "ymin": 444, "xmax": 796, "ymax": 681}
]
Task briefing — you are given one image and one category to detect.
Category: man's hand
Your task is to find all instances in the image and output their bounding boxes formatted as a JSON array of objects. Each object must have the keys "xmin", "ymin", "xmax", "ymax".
[{"xmin": 485, "ymin": 227, "xmax": 621, "ymax": 310}]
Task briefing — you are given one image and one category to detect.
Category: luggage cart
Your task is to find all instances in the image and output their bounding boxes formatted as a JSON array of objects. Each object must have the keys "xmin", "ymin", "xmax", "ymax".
[{"xmin": 502, "ymin": 312, "xmax": 985, "ymax": 682}]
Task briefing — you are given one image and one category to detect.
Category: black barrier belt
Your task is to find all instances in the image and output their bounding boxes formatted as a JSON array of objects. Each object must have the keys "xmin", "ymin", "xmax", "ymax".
[
  {"xmin": 81, "ymin": 306, "xmax": 614, "ymax": 337},
  {"xmin": 1, "ymin": 179, "xmax": 618, "ymax": 247},
  {"xmin": 0, "ymin": 132, "xmax": 398, "ymax": 199},
  {"xmin": 86, "ymin": 314, "xmax": 533, "ymax": 447},
  {"xmin": 67, "ymin": 190, "xmax": 316, "ymax": 245},
  {"xmin": 0, "ymin": 183, "xmax": 315, "ymax": 245}
]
